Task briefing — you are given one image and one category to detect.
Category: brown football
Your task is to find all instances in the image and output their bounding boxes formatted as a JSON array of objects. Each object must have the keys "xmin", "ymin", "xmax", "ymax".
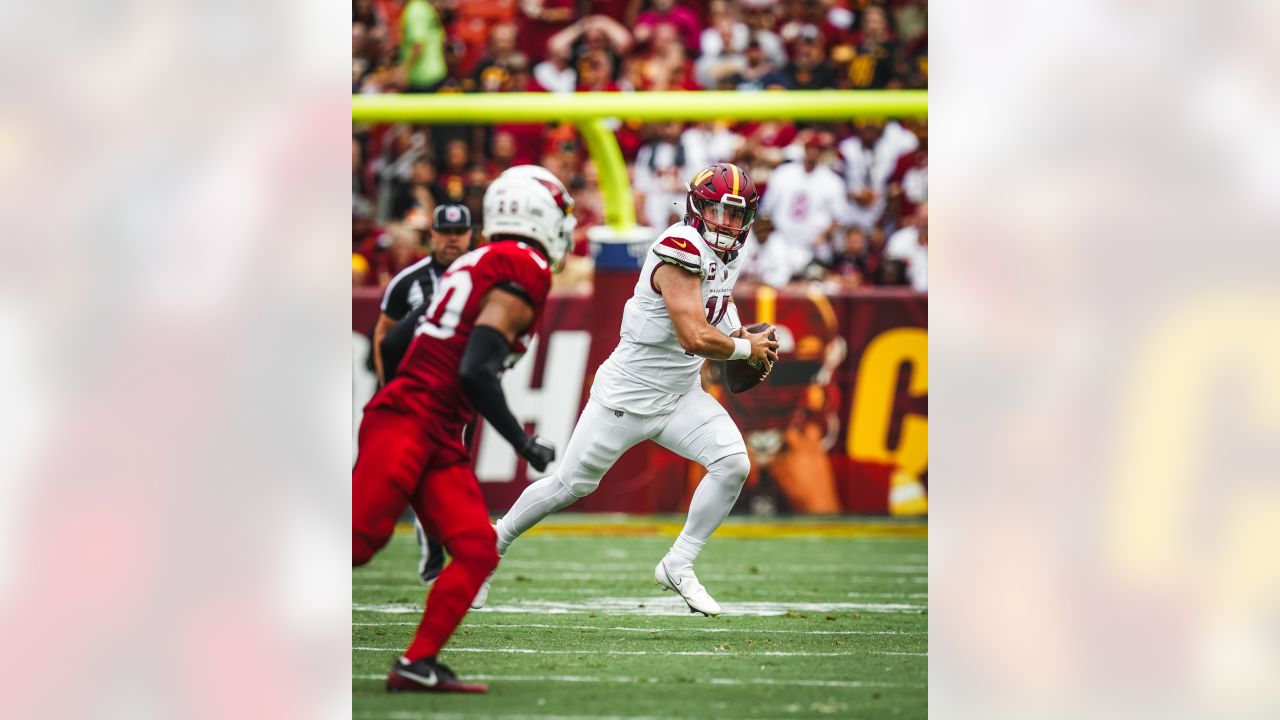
[{"xmin": 724, "ymin": 322, "xmax": 776, "ymax": 393}]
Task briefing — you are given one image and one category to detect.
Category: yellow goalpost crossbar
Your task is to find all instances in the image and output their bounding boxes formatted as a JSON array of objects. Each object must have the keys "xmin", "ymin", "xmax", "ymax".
[{"xmin": 352, "ymin": 90, "xmax": 928, "ymax": 232}]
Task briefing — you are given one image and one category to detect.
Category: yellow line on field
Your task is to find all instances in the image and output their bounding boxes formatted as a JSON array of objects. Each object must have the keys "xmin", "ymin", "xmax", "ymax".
[{"xmin": 394, "ymin": 520, "xmax": 925, "ymax": 539}]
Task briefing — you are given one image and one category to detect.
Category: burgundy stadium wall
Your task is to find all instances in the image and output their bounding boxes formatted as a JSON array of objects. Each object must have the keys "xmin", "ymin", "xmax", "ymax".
[{"xmin": 353, "ymin": 285, "xmax": 927, "ymax": 515}]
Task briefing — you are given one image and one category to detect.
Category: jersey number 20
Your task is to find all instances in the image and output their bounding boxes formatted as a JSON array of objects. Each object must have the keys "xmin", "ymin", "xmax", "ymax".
[{"xmin": 418, "ymin": 247, "xmax": 489, "ymax": 339}]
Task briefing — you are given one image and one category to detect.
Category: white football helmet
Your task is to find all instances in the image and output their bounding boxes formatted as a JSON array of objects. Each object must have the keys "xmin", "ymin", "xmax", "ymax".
[{"xmin": 483, "ymin": 165, "xmax": 576, "ymax": 272}]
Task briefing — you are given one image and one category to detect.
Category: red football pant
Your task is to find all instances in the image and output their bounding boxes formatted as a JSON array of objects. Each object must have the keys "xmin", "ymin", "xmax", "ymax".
[{"xmin": 352, "ymin": 408, "xmax": 498, "ymax": 661}]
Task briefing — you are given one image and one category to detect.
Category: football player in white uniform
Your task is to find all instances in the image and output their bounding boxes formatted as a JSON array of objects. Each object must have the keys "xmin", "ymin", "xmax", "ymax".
[{"xmin": 474, "ymin": 163, "xmax": 778, "ymax": 616}]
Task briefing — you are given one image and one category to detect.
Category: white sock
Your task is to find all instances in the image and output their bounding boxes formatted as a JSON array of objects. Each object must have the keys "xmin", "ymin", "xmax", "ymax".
[
  {"xmin": 668, "ymin": 532, "xmax": 705, "ymax": 569},
  {"xmin": 495, "ymin": 473, "xmax": 578, "ymax": 553},
  {"xmin": 668, "ymin": 453, "xmax": 749, "ymax": 568}
]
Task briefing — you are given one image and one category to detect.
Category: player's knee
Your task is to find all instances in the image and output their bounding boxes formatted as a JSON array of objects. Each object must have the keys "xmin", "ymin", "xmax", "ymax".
[
  {"xmin": 448, "ymin": 527, "xmax": 501, "ymax": 579},
  {"xmin": 353, "ymin": 525, "xmax": 387, "ymax": 567},
  {"xmin": 709, "ymin": 452, "xmax": 750, "ymax": 486},
  {"xmin": 557, "ymin": 470, "xmax": 601, "ymax": 499}
]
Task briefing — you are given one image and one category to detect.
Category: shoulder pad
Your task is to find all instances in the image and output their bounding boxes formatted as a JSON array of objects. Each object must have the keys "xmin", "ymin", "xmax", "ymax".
[{"xmin": 653, "ymin": 235, "xmax": 703, "ymax": 275}]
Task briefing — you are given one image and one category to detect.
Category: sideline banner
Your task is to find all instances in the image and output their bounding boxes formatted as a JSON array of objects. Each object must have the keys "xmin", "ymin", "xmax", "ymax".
[{"xmin": 352, "ymin": 286, "xmax": 927, "ymax": 515}]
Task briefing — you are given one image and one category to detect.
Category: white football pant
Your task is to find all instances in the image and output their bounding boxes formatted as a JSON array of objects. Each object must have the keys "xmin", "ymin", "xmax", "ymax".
[{"xmin": 496, "ymin": 389, "xmax": 749, "ymax": 567}]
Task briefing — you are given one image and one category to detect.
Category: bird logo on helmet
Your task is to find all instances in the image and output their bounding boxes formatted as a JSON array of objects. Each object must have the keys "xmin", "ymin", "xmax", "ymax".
[
  {"xmin": 482, "ymin": 165, "xmax": 577, "ymax": 272},
  {"xmin": 684, "ymin": 163, "xmax": 760, "ymax": 253}
]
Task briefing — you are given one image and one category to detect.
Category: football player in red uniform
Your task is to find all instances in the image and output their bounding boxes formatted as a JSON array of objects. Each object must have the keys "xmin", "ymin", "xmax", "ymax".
[{"xmin": 353, "ymin": 166, "xmax": 575, "ymax": 693}]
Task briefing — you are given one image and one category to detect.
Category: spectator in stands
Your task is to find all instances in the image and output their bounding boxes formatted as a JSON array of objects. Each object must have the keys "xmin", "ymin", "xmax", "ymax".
[
  {"xmin": 353, "ymin": 252, "xmax": 373, "ymax": 287},
  {"xmin": 695, "ymin": 7, "xmax": 751, "ymax": 89},
  {"xmin": 634, "ymin": 22, "xmax": 697, "ymax": 91},
  {"xmin": 681, "ymin": 121, "xmax": 741, "ymax": 167},
  {"xmin": 740, "ymin": 0, "xmax": 788, "ymax": 67},
  {"xmin": 633, "ymin": 122, "xmax": 699, "ymax": 229},
  {"xmin": 569, "ymin": 159, "xmax": 604, "ymax": 254},
  {"xmin": 438, "ymin": 138, "xmax": 471, "ymax": 202},
  {"xmin": 390, "ymin": 157, "xmax": 441, "ymax": 219},
  {"xmin": 533, "ymin": 45, "xmax": 577, "ymax": 94},
  {"xmin": 353, "ymin": 138, "xmax": 365, "ymax": 198},
  {"xmin": 756, "ymin": 133, "xmax": 848, "ymax": 286},
  {"xmin": 471, "ymin": 23, "xmax": 520, "ymax": 92},
  {"xmin": 885, "ymin": 202, "xmax": 927, "ymax": 291},
  {"xmin": 549, "ymin": 15, "xmax": 632, "ymax": 90},
  {"xmin": 354, "ymin": 197, "xmax": 392, "ymax": 280},
  {"xmin": 779, "ymin": 0, "xmax": 847, "ymax": 54},
  {"xmin": 847, "ymin": 4, "xmax": 900, "ymax": 89},
  {"xmin": 400, "ymin": 0, "xmax": 448, "ymax": 92},
  {"xmin": 887, "ymin": 119, "xmax": 928, "ymax": 223},
  {"xmin": 374, "ymin": 221, "xmax": 428, "ymax": 286},
  {"xmin": 516, "ymin": 0, "xmax": 577, "ymax": 63},
  {"xmin": 735, "ymin": 120, "xmax": 797, "ymax": 188},
  {"xmin": 780, "ymin": 27, "xmax": 836, "ymax": 90},
  {"xmin": 576, "ymin": 49, "xmax": 622, "ymax": 92},
  {"xmin": 730, "ymin": 39, "xmax": 785, "ymax": 91},
  {"xmin": 488, "ymin": 130, "xmax": 518, "ymax": 172},
  {"xmin": 500, "ymin": 53, "xmax": 543, "ymax": 92},
  {"xmin": 699, "ymin": 2, "xmax": 750, "ymax": 60},
  {"xmin": 838, "ymin": 118, "xmax": 918, "ymax": 230},
  {"xmin": 824, "ymin": 225, "xmax": 882, "ymax": 287},
  {"xmin": 634, "ymin": 0, "xmax": 702, "ymax": 56}
]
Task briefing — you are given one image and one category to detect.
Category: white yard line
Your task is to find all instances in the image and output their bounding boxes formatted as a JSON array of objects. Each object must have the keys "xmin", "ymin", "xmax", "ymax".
[
  {"xmin": 494, "ymin": 560, "xmax": 927, "ymax": 572},
  {"xmin": 355, "ymin": 713, "xmax": 699, "ymax": 720},
  {"xmin": 353, "ymin": 621, "xmax": 925, "ymax": 635},
  {"xmin": 354, "ymin": 598, "xmax": 925, "ymax": 617},
  {"xmin": 357, "ymin": 568, "xmax": 926, "ymax": 580},
  {"xmin": 355, "ymin": 574, "xmax": 927, "ymax": 585},
  {"xmin": 355, "ymin": 646, "xmax": 926, "ymax": 657},
  {"xmin": 354, "ymin": 672, "xmax": 924, "ymax": 690},
  {"xmin": 353, "ymin": 583, "xmax": 926, "ymax": 600}
]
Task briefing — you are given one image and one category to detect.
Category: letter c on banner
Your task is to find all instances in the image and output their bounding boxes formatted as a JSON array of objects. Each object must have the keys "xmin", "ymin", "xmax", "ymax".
[{"xmin": 848, "ymin": 328, "xmax": 928, "ymax": 476}]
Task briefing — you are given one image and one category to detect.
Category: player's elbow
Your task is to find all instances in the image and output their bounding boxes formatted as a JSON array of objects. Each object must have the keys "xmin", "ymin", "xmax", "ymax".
[
  {"xmin": 457, "ymin": 358, "xmax": 491, "ymax": 394},
  {"xmin": 676, "ymin": 326, "xmax": 717, "ymax": 356}
]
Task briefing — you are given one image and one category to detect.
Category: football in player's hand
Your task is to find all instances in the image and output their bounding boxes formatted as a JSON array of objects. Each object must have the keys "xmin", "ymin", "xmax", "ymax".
[{"xmin": 724, "ymin": 323, "xmax": 777, "ymax": 393}]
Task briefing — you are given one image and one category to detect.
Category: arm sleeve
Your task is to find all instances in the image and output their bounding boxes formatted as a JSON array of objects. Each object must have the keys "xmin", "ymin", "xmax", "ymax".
[
  {"xmin": 378, "ymin": 304, "xmax": 427, "ymax": 383},
  {"xmin": 459, "ymin": 325, "xmax": 530, "ymax": 453}
]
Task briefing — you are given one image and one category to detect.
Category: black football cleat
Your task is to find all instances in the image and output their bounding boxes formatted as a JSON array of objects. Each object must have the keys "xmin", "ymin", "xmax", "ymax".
[{"xmin": 386, "ymin": 657, "xmax": 487, "ymax": 694}]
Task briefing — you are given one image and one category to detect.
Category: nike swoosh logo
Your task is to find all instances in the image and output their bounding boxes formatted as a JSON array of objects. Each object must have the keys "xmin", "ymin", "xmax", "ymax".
[
  {"xmin": 664, "ymin": 563, "xmax": 683, "ymax": 590},
  {"xmin": 671, "ymin": 240, "xmax": 688, "ymax": 248},
  {"xmin": 399, "ymin": 668, "xmax": 438, "ymax": 687}
]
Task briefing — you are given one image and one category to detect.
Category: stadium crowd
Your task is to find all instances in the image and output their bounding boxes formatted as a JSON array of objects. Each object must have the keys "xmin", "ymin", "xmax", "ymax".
[{"xmin": 353, "ymin": 0, "xmax": 928, "ymax": 292}]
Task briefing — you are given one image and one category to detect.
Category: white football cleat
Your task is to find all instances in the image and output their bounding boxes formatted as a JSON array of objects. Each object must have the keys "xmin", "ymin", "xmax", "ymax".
[
  {"xmin": 655, "ymin": 555, "xmax": 721, "ymax": 617},
  {"xmin": 470, "ymin": 524, "xmax": 502, "ymax": 610}
]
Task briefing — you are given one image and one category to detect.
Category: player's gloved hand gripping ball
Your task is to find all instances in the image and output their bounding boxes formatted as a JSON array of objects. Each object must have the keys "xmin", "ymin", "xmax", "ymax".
[{"xmin": 724, "ymin": 322, "xmax": 778, "ymax": 393}]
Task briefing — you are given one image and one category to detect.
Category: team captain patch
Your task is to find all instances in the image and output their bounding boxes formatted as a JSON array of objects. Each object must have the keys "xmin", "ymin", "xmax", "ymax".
[{"xmin": 653, "ymin": 236, "xmax": 702, "ymax": 274}]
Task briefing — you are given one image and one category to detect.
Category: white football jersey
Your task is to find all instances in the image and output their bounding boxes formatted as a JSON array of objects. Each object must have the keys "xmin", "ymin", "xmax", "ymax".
[{"xmin": 591, "ymin": 222, "xmax": 744, "ymax": 415}]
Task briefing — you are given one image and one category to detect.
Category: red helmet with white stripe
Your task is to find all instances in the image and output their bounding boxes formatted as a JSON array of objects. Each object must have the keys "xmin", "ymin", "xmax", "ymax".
[{"xmin": 684, "ymin": 162, "xmax": 759, "ymax": 253}]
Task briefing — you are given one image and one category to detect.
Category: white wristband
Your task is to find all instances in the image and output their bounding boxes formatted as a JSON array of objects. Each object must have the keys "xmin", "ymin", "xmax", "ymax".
[{"xmin": 728, "ymin": 337, "xmax": 752, "ymax": 361}]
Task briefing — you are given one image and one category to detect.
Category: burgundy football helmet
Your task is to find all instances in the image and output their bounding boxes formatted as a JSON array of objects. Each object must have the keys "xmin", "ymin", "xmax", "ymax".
[{"xmin": 684, "ymin": 162, "xmax": 759, "ymax": 253}]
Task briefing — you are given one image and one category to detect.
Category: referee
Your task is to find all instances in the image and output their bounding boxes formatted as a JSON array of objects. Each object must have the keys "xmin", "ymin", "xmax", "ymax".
[
  {"xmin": 374, "ymin": 203, "xmax": 474, "ymax": 384},
  {"xmin": 373, "ymin": 202, "xmax": 474, "ymax": 586}
]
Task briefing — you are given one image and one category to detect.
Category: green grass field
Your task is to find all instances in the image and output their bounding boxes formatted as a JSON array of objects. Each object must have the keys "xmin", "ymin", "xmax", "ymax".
[{"xmin": 353, "ymin": 515, "xmax": 927, "ymax": 719}]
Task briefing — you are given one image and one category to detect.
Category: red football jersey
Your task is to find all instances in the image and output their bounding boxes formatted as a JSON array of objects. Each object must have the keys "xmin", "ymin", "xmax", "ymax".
[{"xmin": 367, "ymin": 240, "xmax": 552, "ymax": 440}]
